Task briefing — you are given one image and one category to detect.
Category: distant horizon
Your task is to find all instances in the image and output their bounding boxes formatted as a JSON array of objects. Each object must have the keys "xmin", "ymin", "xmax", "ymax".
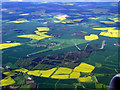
[
  {"xmin": 2, "ymin": 1, "xmax": 119, "ymax": 2},
  {"xmin": 2, "ymin": 0, "xmax": 119, "ymax": 2}
]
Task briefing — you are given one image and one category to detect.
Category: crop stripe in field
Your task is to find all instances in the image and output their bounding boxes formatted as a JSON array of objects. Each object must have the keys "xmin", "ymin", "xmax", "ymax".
[
  {"xmin": 104, "ymin": 66, "xmax": 115, "ymax": 70},
  {"xmin": 105, "ymin": 60, "xmax": 118, "ymax": 65},
  {"xmin": 103, "ymin": 63, "xmax": 118, "ymax": 67},
  {"xmin": 104, "ymin": 53, "xmax": 117, "ymax": 61},
  {"xmin": 55, "ymin": 79, "xmax": 60, "ymax": 90},
  {"xmin": 115, "ymin": 69, "xmax": 118, "ymax": 73}
]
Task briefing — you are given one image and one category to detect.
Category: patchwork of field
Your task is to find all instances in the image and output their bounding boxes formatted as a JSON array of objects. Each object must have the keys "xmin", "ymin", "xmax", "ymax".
[{"xmin": 1, "ymin": 2, "xmax": 119, "ymax": 89}]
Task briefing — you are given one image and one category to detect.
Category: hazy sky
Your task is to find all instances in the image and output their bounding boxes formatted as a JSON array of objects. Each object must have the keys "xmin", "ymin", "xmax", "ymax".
[{"xmin": 2, "ymin": 0, "xmax": 120, "ymax": 2}]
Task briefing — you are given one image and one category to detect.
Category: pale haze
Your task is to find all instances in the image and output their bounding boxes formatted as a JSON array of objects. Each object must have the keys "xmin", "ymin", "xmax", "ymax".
[{"xmin": 2, "ymin": 0, "xmax": 120, "ymax": 2}]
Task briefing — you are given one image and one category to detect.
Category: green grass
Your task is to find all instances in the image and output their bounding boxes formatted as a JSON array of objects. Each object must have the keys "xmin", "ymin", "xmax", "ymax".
[
  {"xmin": 95, "ymin": 83, "xmax": 109, "ymax": 89},
  {"xmin": 19, "ymin": 84, "xmax": 31, "ymax": 88},
  {"xmin": 27, "ymin": 39, "xmax": 90, "ymax": 56}
]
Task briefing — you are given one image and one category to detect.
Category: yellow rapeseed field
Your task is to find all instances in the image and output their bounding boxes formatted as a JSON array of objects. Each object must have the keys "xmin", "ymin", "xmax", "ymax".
[
  {"xmin": 78, "ymin": 76, "xmax": 93, "ymax": 82},
  {"xmin": 54, "ymin": 20, "xmax": 61, "ymax": 23},
  {"xmin": 100, "ymin": 31, "xmax": 120, "ymax": 38},
  {"xmin": 108, "ymin": 30, "xmax": 119, "ymax": 33},
  {"xmin": 54, "ymin": 16, "xmax": 66, "ymax": 21},
  {"xmin": 0, "ymin": 43, "xmax": 21, "ymax": 49},
  {"xmin": 27, "ymin": 70, "xmax": 41, "ymax": 76},
  {"xmin": 17, "ymin": 27, "xmax": 52, "ymax": 40},
  {"xmin": 73, "ymin": 19, "xmax": 83, "ymax": 21},
  {"xmin": 93, "ymin": 27, "xmax": 116, "ymax": 30},
  {"xmin": 70, "ymin": 71, "xmax": 80, "ymax": 79},
  {"xmin": 61, "ymin": 21, "xmax": 66, "ymax": 24},
  {"xmin": 88, "ymin": 17, "xmax": 99, "ymax": 20},
  {"xmin": 85, "ymin": 34, "xmax": 99, "ymax": 40},
  {"xmin": 51, "ymin": 75, "xmax": 69, "ymax": 79},
  {"xmin": 40, "ymin": 68, "xmax": 57, "ymax": 77},
  {"xmin": 3, "ymin": 71, "xmax": 17, "ymax": 77},
  {"xmin": 17, "ymin": 34, "xmax": 51, "ymax": 40},
  {"xmin": 100, "ymin": 21, "xmax": 115, "ymax": 24},
  {"xmin": 2, "ymin": 62, "xmax": 96, "ymax": 86},
  {"xmin": 54, "ymin": 67, "xmax": 72, "ymax": 75},
  {"xmin": 36, "ymin": 27, "xmax": 50, "ymax": 31},
  {"xmin": 14, "ymin": 68, "xmax": 28, "ymax": 73},
  {"xmin": 8, "ymin": 19, "xmax": 29, "ymax": 23},
  {"xmin": 34, "ymin": 31, "xmax": 47, "ymax": 36},
  {"xmin": 109, "ymin": 18, "xmax": 120, "ymax": 22},
  {"xmin": 0, "ymin": 77, "xmax": 15, "ymax": 86},
  {"xmin": 93, "ymin": 27, "xmax": 120, "ymax": 38},
  {"xmin": 27, "ymin": 68, "xmax": 57, "ymax": 77},
  {"xmin": 74, "ymin": 63, "xmax": 95, "ymax": 73}
]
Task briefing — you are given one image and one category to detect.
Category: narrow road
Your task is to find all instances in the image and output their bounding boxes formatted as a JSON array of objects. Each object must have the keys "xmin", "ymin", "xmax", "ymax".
[
  {"xmin": 71, "ymin": 39, "xmax": 81, "ymax": 50},
  {"xmin": 94, "ymin": 76, "xmax": 98, "ymax": 83},
  {"xmin": 100, "ymin": 40, "xmax": 106, "ymax": 49}
]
